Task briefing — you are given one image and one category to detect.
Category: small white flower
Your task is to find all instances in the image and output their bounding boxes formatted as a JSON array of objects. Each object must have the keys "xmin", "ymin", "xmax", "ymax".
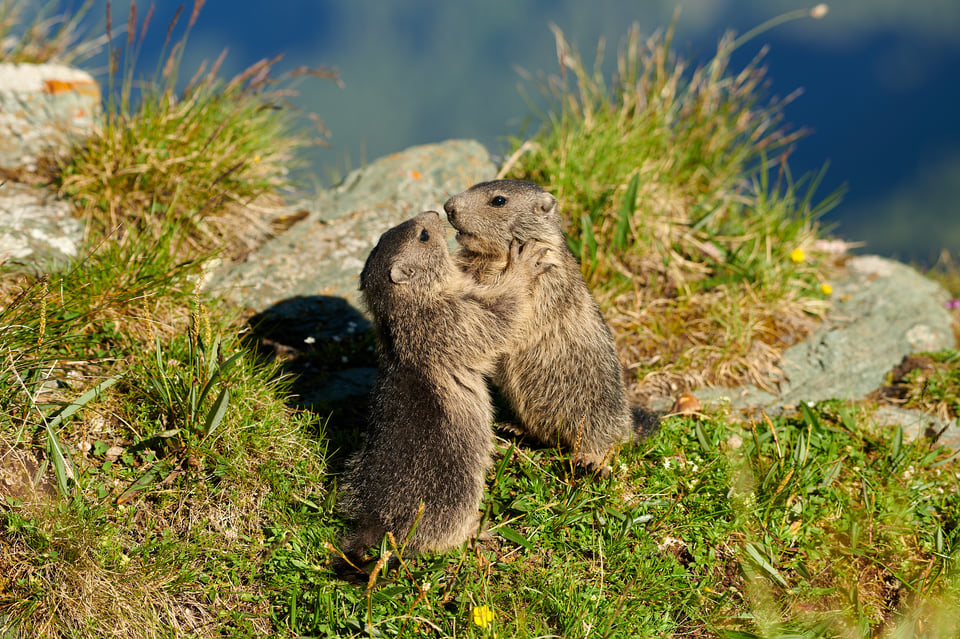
[{"xmin": 303, "ymin": 336, "xmax": 316, "ymax": 344}]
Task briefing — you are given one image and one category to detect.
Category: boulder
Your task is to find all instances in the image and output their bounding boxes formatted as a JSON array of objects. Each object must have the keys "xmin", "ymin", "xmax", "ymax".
[
  {"xmin": 208, "ymin": 139, "xmax": 496, "ymax": 312},
  {"xmin": 0, "ymin": 181, "xmax": 82, "ymax": 267},
  {"xmin": 697, "ymin": 255, "xmax": 955, "ymax": 411},
  {"xmin": 0, "ymin": 62, "xmax": 100, "ymax": 170}
]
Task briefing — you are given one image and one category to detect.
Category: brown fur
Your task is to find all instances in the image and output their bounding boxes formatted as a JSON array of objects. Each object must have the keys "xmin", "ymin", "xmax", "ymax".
[
  {"xmin": 338, "ymin": 210, "xmax": 547, "ymax": 566},
  {"xmin": 444, "ymin": 180, "xmax": 655, "ymax": 473}
]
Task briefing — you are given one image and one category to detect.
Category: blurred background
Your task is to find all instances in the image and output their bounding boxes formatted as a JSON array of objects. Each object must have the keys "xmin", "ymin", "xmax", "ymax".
[{"xmin": 20, "ymin": 0, "xmax": 960, "ymax": 264}]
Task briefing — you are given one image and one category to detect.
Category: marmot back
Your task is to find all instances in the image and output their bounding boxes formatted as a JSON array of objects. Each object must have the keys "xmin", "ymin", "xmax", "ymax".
[
  {"xmin": 339, "ymin": 210, "xmax": 547, "ymax": 568},
  {"xmin": 444, "ymin": 180, "xmax": 654, "ymax": 473}
]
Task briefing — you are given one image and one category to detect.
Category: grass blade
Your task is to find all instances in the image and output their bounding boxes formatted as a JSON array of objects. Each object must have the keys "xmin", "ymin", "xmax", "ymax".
[
  {"xmin": 203, "ymin": 387, "xmax": 230, "ymax": 437},
  {"xmin": 47, "ymin": 376, "xmax": 120, "ymax": 429},
  {"xmin": 743, "ymin": 541, "xmax": 788, "ymax": 587},
  {"xmin": 614, "ymin": 172, "xmax": 639, "ymax": 250},
  {"xmin": 496, "ymin": 525, "xmax": 535, "ymax": 550},
  {"xmin": 45, "ymin": 425, "xmax": 73, "ymax": 497},
  {"xmin": 580, "ymin": 213, "xmax": 597, "ymax": 263}
]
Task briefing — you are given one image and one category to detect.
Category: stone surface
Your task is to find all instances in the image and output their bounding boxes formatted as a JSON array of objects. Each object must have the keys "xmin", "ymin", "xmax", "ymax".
[
  {"xmin": 869, "ymin": 405, "xmax": 960, "ymax": 450},
  {"xmin": 697, "ymin": 255, "xmax": 956, "ymax": 412},
  {"xmin": 215, "ymin": 139, "xmax": 497, "ymax": 407},
  {"xmin": 696, "ymin": 254, "xmax": 958, "ymax": 446},
  {"xmin": 0, "ymin": 181, "xmax": 83, "ymax": 267},
  {"xmin": 0, "ymin": 63, "xmax": 100, "ymax": 170},
  {"xmin": 208, "ymin": 139, "xmax": 497, "ymax": 311}
]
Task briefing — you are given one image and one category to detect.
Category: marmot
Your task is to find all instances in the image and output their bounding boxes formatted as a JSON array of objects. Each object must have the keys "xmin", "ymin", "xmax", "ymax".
[
  {"xmin": 338, "ymin": 210, "xmax": 549, "ymax": 567},
  {"xmin": 443, "ymin": 179, "xmax": 656, "ymax": 473}
]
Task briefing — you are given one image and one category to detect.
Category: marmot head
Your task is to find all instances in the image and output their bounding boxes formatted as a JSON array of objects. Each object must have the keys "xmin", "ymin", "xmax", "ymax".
[
  {"xmin": 443, "ymin": 179, "xmax": 562, "ymax": 256},
  {"xmin": 359, "ymin": 211, "xmax": 454, "ymax": 314}
]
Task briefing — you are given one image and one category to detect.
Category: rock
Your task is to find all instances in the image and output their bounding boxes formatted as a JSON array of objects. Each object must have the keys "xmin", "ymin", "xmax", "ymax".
[
  {"xmin": 208, "ymin": 139, "xmax": 496, "ymax": 312},
  {"xmin": 0, "ymin": 63, "xmax": 100, "ymax": 170},
  {"xmin": 868, "ymin": 405, "xmax": 960, "ymax": 450},
  {"xmin": 215, "ymin": 139, "xmax": 496, "ymax": 409},
  {"xmin": 697, "ymin": 255, "xmax": 956, "ymax": 412},
  {"xmin": 0, "ymin": 181, "xmax": 83, "ymax": 267}
]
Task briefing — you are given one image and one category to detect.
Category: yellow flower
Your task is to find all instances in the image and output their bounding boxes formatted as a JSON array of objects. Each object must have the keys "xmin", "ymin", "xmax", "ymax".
[
  {"xmin": 472, "ymin": 605, "xmax": 494, "ymax": 628},
  {"xmin": 820, "ymin": 282, "xmax": 833, "ymax": 295},
  {"xmin": 789, "ymin": 248, "xmax": 805, "ymax": 263}
]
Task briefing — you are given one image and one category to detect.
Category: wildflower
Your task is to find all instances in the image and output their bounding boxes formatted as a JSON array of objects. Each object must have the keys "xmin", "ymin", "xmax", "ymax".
[
  {"xmin": 946, "ymin": 299, "xmax": 960, "ymax": 310},
  {"xmin": 820, "ymin": 282, "xmax": 833, "ymax": 295},
  {"xmin": 789, "ymin": 248, "xmax": 805, "ymax": 263},
  {"xmin": 472, "ymin": 605, "xmax": 494, "ymax": 628},
  {"xmin": 411, "ymin": 170, "xmax": 422, "ymax": 179},
  {"xmin": 303, "ymin": 336, "xmax": 316, "ymax": 344}
]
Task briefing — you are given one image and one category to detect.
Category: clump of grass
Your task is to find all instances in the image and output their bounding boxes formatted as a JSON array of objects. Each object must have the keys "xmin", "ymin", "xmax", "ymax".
[
  {"xmin": 901, "ymin": 350, "xmax": 960, "ymax": 421},
  {"xmin": 503, "ymin": 11, "xmax": 841, "ymax": 396},
  {"xmin": 0, "ymin": 224, "xmax": 328, "ymax": 637},
  {"xmin": 55, "ymin": 0, "xmax": 340, "ymax": 254},
  {"xmin": 0, "ymin": 0, "xmax": 102, "ymax": 65}
]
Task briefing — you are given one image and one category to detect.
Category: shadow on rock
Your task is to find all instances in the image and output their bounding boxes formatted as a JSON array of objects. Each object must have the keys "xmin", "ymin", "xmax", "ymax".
[{"xmin": 244, "ymin": 295, "xmax": 377, "ymax": 466}]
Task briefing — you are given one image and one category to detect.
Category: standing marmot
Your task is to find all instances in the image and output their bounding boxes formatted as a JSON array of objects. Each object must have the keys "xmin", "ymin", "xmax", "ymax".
[
  {"xmin": 338, "ymin": 210, "xmax": 548, "ymax": 566},
  {"xmin": 443, "ymin": 179, "xmax": 655, "ymax": 473}
]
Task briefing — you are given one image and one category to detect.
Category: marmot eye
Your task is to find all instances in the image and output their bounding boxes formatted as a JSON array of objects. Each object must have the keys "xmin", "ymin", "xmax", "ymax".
[
  {"xmin": 490, "ymin": 195, "xmax": 507, "ymax": 207},
  {"xmin": 419, "ymin": 228, "xmax": 430, "ymax": 242}
]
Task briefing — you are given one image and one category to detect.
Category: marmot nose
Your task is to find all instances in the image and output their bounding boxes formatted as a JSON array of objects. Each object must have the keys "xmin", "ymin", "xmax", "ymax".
[{"xmin": 443, "ymin": 200, "xmax": 457, "ymax": 223}]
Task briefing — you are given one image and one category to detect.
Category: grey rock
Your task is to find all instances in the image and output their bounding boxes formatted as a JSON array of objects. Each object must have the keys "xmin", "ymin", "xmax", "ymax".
[
  {"xmin": 697, "ymin": 255, "xmax": 956, "ymax": 412},
  {"xmin": 0, "ymin": 63, "xmax": 100, "ymax": 170},
  {"xmin": 868, "ymin": 405, "xmax": 960, "ymax": 450},
  {"xmin": 222, "ymin": 140, "xmax": 496, "ymax": 408},
  {"xmin": 0, "ymin": 181, "xmax": 82, "ymax": 267},
  {"xmin": 208, "ymin": 139, "xmax": 497, "ymax": 311}
]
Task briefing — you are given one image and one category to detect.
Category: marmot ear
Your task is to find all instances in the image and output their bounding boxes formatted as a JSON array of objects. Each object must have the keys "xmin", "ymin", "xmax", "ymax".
[
  {"xmin": 389, "ymin": 262, "xmax": 414, "ymax": 284},
  {"xmin": 538, "ymin": 192, "xmax": 557, "ymax": 215}
]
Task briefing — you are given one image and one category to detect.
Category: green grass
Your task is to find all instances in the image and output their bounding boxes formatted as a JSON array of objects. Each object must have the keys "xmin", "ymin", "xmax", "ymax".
[
  {"xmin": 52, "ymin": 0, "xmax": 340, "ymax": 254},
  {"xmin": 503, "ymin": 15, "xmax": 841, "ymax": 396},
  {"xmin": 2, "ymin": 5, "xmax": 959, "ymax": 638}
]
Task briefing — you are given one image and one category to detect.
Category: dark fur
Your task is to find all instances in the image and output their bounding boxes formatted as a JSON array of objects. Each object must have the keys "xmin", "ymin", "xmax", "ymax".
[
  {"xmin": 444, "ymin": 180, "xmax": 656, "ymax": 473},
  {"xmin": 338, "ymin": 210, "xmax": 546, "ymax": 567}
]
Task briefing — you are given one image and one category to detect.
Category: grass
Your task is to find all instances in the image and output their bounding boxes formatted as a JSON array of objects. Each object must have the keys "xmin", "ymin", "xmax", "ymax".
[
  {"xmin": 0, "ymin": 0, "xmax": 102, "ymax": 65},
  {"xmin": 502, "ymin": 13, "xmax": 841, "ymax": 397},
  {"xmin": 4, "ymin": 0, "xmax": 340, "ymax": 256},
  {"xmin": 2, "ymin": 4, "xmax": 959, "ymax": 637}
]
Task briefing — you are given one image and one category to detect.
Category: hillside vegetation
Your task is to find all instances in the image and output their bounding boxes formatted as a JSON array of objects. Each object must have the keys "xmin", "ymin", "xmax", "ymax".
[{"xmin": 1, "ymin": 3, "xmax": 958, "ymax": 637}]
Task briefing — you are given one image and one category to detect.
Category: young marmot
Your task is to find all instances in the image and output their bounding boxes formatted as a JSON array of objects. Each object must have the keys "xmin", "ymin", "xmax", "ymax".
[
  {"xmin": 338, "ymin": 210, "xmax": 548, "ymax": 567},
  {"xmin": 443, "ymin": 179, "xmax": 656, "ymax": 473}
]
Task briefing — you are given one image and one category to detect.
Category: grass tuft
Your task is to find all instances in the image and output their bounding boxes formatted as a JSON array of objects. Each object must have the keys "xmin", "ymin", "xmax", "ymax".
[
  {"xmin": 504, "ymin": 19, "xmax": 843, "ymax": 396},
  {"xmin": 52, "ymin": 0, "xmax": 341, "ymax": 255}
]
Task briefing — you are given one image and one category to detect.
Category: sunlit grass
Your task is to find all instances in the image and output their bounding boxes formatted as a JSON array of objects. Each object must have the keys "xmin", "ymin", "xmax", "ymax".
[
  {"xmin": 50, "ymin": 0, "xmax": 340, "ymax": 254},
  {"xmin": 503, "ymin": 16, "xmax": 842, "ymax": 396},
  {"xmin": 2, "ymin": 4, "xmax": 958, "ymax": 638}
]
